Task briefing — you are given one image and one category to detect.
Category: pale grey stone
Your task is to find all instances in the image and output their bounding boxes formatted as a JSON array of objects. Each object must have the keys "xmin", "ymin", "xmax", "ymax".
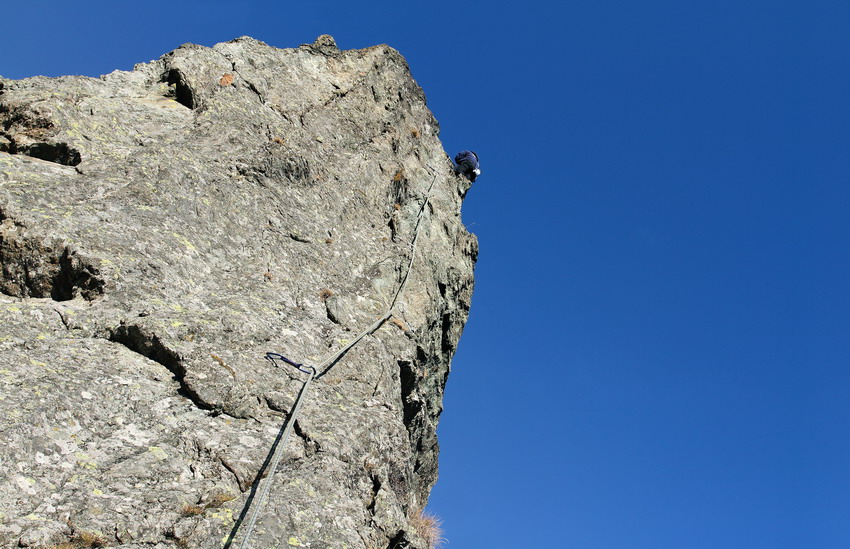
[{"xmin": 0, "ymin": 35, "xmax": 476, "ymax": 548}]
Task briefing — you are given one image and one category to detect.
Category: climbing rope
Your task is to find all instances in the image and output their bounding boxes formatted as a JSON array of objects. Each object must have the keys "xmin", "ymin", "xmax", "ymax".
[{"xmin": 231, "ymin": 170, "xmax": 439, "ymax": 548}]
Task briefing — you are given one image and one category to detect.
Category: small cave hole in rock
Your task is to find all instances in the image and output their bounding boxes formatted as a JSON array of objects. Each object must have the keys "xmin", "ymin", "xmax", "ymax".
[
  {"xmin": 51, "ymin": 248, "xmax": 105, "ymax": 301},
  {"xmin": 21, "ymin": 142, "xmax": 81, "ymax": 166},
  {"xmin": 398, "ymin": 360, "xmax": 422, "ymax": 426},
  {"xmin": 0, "ymin": 238, "xmax": 104, "ymax": 301},
  {"xmin": 386, "ymin": 531, "xmax": 410, "ymax": 549},
  {"xmin": 165, "ymin": 69, "xmax": 196, "ymax": 109}
]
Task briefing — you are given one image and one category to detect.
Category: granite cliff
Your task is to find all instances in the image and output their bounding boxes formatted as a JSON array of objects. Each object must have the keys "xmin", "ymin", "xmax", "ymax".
[{"xmin": 0, "ymin": 35, "xmax": 476, "ymax": 548}]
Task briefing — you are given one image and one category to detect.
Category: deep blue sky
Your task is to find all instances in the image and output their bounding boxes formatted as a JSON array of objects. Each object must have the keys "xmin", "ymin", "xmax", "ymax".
[{"xmin": 6, "ymin": 1, "xmax": 850, "ymax": 547}]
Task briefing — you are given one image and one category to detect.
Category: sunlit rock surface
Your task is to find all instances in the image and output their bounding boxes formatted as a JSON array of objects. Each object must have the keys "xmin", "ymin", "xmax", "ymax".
[{"xmin": 0, "ymin": 35, "xmax": 476, "ymax": 548}]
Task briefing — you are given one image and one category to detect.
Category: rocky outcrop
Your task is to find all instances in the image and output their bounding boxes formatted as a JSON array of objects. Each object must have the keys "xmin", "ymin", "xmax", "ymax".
[{"xmin": 0, "ymin": 35, "xmax": 476, "ymax": 548}]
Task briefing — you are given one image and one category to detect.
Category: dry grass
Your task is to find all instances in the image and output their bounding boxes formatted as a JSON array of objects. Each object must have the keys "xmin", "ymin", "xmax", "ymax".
[
  {"xmin": 392, "ymin": 169, "xmax": 405, "ymax": 182},
  {"xmin": 75, "ymin": 531, "xmax": 106, "ymax": 548},
  {"xmin": 181, "ymin": 504, "xmax": 205, "ymax": 516},
  {"xmin": 409, "ymin": 508, "xmax": 445, "ymax": 549},
  {"xmin": 271, "ymin": 136, "xmax": 285, "ymax": 144},
  {"xmin": 363, "ymin": 456, "xmax": 378, "ymax": 474},
  {"xmin": 318, "ymin": 288, "xmax": 334, "ymax": 301},
  {"xmin": 390, "ymin": 316, "xmax": 409, "ymax": 333},
  {"xmin": 205, "ymin": 492, "xmax": 237, "ymax": 509},
  {"xmin": 410, "ymin": 128, "xmax": 420, "ymax": 138},
  {"xmin": 210, "ymin": 353, "xmax": 237, "ymax": 379},
  {"xmin": 219, "ymin": 73, "xmax": 234, "ymax": 86},
  {"xmin": 393, "ymin": 203, "xmax": 401, "ymax": 211},
  {"xmin": 41, "ymin": 522, "xmax": 106, "ymax": 549}
]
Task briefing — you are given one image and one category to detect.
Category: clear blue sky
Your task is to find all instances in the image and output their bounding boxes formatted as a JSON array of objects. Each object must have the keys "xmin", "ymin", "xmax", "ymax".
[{"xmin": 6, "ymin": 1, "xmax": 850, "ymax": 547}]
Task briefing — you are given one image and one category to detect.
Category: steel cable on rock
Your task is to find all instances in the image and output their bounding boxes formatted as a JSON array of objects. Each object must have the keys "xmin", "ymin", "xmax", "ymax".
[{"xmin": 231, "ymin": 169, "xmax": 439, "ymax": 549}]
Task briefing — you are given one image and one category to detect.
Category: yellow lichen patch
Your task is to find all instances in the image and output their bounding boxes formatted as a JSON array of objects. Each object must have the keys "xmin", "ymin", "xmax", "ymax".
[
  {"xmin": 170, "ymin": 303, "xmax": 184, "ymax": 312},
  {"xmin": 75, "ymin": 453, "xmax": 98, "ymax": 470},
  {"xmin": 208, "ymin": 507, "xmax": 234, "ymax": 524},
  {"xmin": 171, "ymin": 321, "xmax": 184, "ymax": 328},
  {"xmin": 148, "ymin": 446, "xmax": 168, "ymax": 460},
  {"xmin": 172, "ymin": 233, "xmax": 197, "ymax": 252}
]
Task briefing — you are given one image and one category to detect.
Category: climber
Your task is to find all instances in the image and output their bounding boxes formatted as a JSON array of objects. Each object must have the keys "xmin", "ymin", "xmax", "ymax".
[{"xmin": 453, "ymin": 150, "xmax": 481, "ymax": 182}]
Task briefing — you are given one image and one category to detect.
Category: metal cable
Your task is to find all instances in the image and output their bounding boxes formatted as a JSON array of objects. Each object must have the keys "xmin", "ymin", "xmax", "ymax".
[
  {"xmin": 232, "ymin": 169, "xmax": 438, "ymax": 548},
  {"xmin": 237, "ymin": 359, "xmax": 315, "ymax": 549},
  {"xmin": 315, "ymin": 171, "xmax": 438, "ymax": 377}
]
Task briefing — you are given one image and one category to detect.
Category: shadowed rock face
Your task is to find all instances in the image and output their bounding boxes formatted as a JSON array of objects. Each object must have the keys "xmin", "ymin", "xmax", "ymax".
[{"xmin": 0, "ymin": 35, "xmax": 476, "ymax": 549}]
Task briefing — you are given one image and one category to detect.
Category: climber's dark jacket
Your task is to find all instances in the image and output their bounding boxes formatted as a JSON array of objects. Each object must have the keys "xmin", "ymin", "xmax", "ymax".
[{"xmin": 453, "ymin": 150, "xmax": 480, "ymax": 182}]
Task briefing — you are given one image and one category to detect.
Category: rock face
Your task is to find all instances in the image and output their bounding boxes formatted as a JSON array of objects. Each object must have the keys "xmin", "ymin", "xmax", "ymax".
[{"xmin": 0, "ymin": 35, "xmax": 476, "ymax": 548}]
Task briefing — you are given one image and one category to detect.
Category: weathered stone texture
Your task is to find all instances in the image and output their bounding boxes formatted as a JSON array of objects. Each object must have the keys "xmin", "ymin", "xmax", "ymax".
[{"xmin": 0, "ymin": 35, "xmax": 476, "ymax": 548}]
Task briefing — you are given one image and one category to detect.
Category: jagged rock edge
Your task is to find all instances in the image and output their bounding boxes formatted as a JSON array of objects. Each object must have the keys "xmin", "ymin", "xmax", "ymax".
[{"xmin": 108, "ymin": 324, "xmax": 216, "ymax": 412}]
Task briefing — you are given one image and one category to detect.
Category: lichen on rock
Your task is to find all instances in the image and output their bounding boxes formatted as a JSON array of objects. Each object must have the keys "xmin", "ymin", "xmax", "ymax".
[{"xmin": 0, "ymin": 35, "xmax": 476, "ymax": 548}]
